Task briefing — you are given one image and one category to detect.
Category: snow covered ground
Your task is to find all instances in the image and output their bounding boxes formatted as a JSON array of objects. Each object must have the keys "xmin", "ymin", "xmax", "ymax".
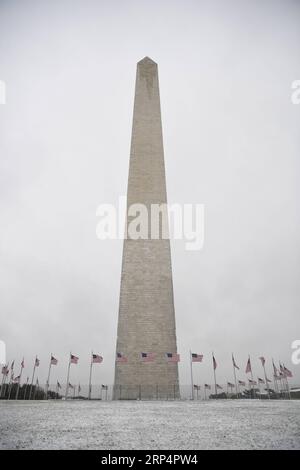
[{"xmin": 0, "ymin": 399, "xmax": 299, "ymax": 450}]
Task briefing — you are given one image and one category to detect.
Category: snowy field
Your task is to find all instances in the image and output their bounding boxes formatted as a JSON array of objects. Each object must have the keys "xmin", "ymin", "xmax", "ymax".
[{"xmin": 0, "ymin": 400, "xmax": 299, "ymax": 450}]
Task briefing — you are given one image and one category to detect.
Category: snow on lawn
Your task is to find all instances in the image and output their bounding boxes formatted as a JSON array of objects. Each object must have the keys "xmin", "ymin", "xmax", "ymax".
[{"xmin": 0, "ymin": 399, "xmax": 299, "ymax": 450}]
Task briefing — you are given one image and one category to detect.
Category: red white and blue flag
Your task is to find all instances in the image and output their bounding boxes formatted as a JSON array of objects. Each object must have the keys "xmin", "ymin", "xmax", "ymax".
[
  {"xmin": 283, "ymin": 366, "xmax": 293, "ymax": 378},
  {"xmin": 249, "ymin": 379, "xmax": 257, "ymax": 385},
  {"xmin": 245, "ymin": 357, "xmax": 252, "ymax": 374},
  {"xmin": 70, "ymin": 354, "xmax": 79, "ymax": 364},
  {"xmin": 35, "ymin": 357, "xmax": 40, "ymax": 367},
  {"xmin": 213, "ymin": 355, "xmax": 217, "ymax": 370},
  {"xmin": 259, "ymin": 356, "xmax": 266, "ymax": 366},
  {"xmin": 166, "ymin": 353, "xmax": 180, "ymax": 363},
  {"xmin": 92, "ymin": 354, "xmax": 103, "ymax": 364},
  {"xmin": 232, "ymin": 354, "xmax": 239, "ymax": 370},
  {"xmin": 51, "ymin": 356, "xmax": 58, "ymax": 365},
  {"xmin": 116, "ymin": 352, "xmax": 128, "ymax": 363},
  {"xmin": 141, "ymin": 352, "xmax": 155, "ymax": 362},
  {"xmin": 204, "ymin": 384, "xmax": 211, "ymax": 389},
  {"xmin": 238, "ymin": 380, "xmax": 246, "ymax": 386},
  {"xmin": 191, "ymin": 353, "xmax": 203, "ymax": 362},
  {"xmin": 216, "ymin": 384, "xmax": 222, "ymax": 390},
  {"xmin": 227, "ymin": 382, "xmax": 235, "ymax": 388},
  {"xmin": 258, "ymin": 377, "xmax": 265, "ymax": 384}
]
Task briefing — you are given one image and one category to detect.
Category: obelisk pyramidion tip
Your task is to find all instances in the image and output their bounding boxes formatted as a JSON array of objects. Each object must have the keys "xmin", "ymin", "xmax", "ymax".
[{"xmin": 137, "ymin": 56, "xmax": 157, "ymax": 66}]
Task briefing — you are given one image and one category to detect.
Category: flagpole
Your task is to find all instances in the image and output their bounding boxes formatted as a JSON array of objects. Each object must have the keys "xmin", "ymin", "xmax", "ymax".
[
  {"xmin": 29, "ymin": 357, "xmax": 37, "ymax": 400},
  {"xmin": 0, "ymin": 368, "xmax": 6, "ymax": 397},
  {"xmin": 15, "ymin": 359, "xmax": 24, "ymax": 400},
  {"xmin": 212, "ymin": 352, "xmax": 217, "ymax": 396},
  {"xmin": 33, "ymin": 378, "xmax": 38, "ymax": 400},
  {"xmin": 249, "ymin": 355, "xmax": 254, "ymax": 398},
  {"xmin": 272, "ymin": 358, "xmax": 278, "ymax": 396},
  {"xmin": 88, "ymin": 350, "xmax": 93, "ymax": 400},
  {"xmin": 232, "ymin": 354, "xmax": 238, "ymax": 398},
  {"xmin": 45, "ymin": 353, "xmax": 52, "ymax": 399},
  {"xmin": 24, "ymin": 377, "xmax": 29, "ymax": 400},
  {"xmin": 189, "ymin": 351, "xmax": 194, "ymax": 400},
  {"xmin": 283, "ymin": 364, "xmax": 291, "ymax": 400},
  {"xmin": 7, "ymin": 374, "xmax": 13, "ymax": 400},
  {"xmin": 65, "ymin": 352, "xmax": 71, "ymax": 399},
  {"xmin": 262, "ymin": 361, "xmax": 270, "ymax": 399}
]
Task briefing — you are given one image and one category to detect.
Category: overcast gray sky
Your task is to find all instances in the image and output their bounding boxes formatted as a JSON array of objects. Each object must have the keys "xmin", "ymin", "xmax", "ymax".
[{"xmin": 1, "ymin": 0, "xmax": 299, "ymax": 388}]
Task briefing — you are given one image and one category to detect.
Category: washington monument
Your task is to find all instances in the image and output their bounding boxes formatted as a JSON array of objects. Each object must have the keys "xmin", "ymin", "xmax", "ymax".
[{"xmin": 113, "ymin": 57, "xmax": 179, "ymax": 399}]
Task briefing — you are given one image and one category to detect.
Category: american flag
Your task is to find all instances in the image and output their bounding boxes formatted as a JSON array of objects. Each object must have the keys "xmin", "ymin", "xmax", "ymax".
[
  {"xmin": 116, "ymin": 352, "xmax": 128, "ymax": 363},
  {"xmin": 232, "ymin": 354, "xmax": 240, "ymax": 370},
  {"xmin": 238, "ymin": 380, "xmax": 246, "ymax": 386},
  {"xmin": 21, "ymin": 358, "xmax": 25, "ymax": 368},
  {"xmin": 204, "ymin": 384, "xmax": 211, "ymax": 389},
  {"xmin": 272, "ymin": 359, "xmax": 278, "ymax": 376},
  {"xmin": 1, "ymin": 365, "xmax": 8, "ymax": 375},
  {"xmin": 166, "ymin": 353, "xmax": 180, "ymax": 363},
  {"xmin": 216, "ymin": 384, "xmax": 222, "ymax": 390},
  {"xmin": 51, "ymin": 356, "xmax": 58, "ymax": 365},
  {"xmin": 227, "ymin": 382, "xmax": 235, "ymax": 388},
  {"xmin": 191, "ymin": 353, "xmax": 203, "ymax": 362},
  {"xmin": 245, "ymin": 357, "xmax": 252, "ymax": 374},
  {"xmin": 258, "ymin": 377, "xmax": 265, "ymax": 384},
  {"xmin": 68, "ymin": 383, "xmax": 74, "ymax": 389},
  {"xmin": 35, "ymin": 357, "xmax": 40, "ymax": 367},
  {"xmin": 213, "ymin": 355, "xmax": 217, "ymax": 370},
  {"xmin": 11, "ymin": 360, "xmax": 14, "ymax": 371},
  {"xmin": 193, "ymin": 384, "xmax": 200, "ymax": 390},
  {"xmin": 259, "ymin": 356, "xmax": 266, "ymax": 366},
  {"xmin": 101, "ymin": 384, "xmax": 108, "ymax": 390},
  {"xmin": 249, "ymin": 379, "xmax": 257, "ymax": 385},
  {"xmin": 57, "ymin": 381, "xmax": 61, "ymax": 389},
  {"xmin": 141, "ymin": 352, "xmax": 155, "ymax": 362},
  {"xmin": 70, "ymin": 354, "xmax": 79, "ymax": 364},
  {"xmin": 13, "ymin": 375, "xmax": 20, "ymax": 384},
  {"xmin": 92, "ymin": 354, "xmax": 103, "ymax": 364},
  {"xmin": 283, "ymin": 366, "xmax": 293, "ymax": 378},
  {"xmin": 266, "ymin": 377, "xmax": 272, "ymax": 383}
]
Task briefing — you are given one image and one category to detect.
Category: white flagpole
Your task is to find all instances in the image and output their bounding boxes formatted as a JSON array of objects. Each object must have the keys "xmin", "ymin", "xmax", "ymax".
[
  {"xmin": 249, "ymin": 355, "xmax": 254, "ymax": 398},
  {"xmin": 24, "ymin": 376, "xmax": 29, "ymax": 400},
  {"xmin": 283, "ymin": 365, "xmax": 291, "ymax": 400},
  {"xmin": 45, "ymin": 353, "xmax": 53, "ymax": 399},
  {"xmin": 189, "ymin": 351, "xmax": 194, "ymax": 400},
  {"xmin": 0, "ymin": 368, "xmax": 6, "ymax": 397},
  {"xmin": 15, "ymin": 359, "xmax": 24, "ymax": 400},
  {"xmin": 262, "ymin": 361, "xmax": 270, "ymax": 399},
  {"xmin": 232, "ymin": 354, "xmax": 238, "ymax": 398},
  {"xmin": 88, "ymin": 351, "xmax": 93, "ymax": 400},
  {"xmin": 29, "ymin": 357, "xmax": 37, "ymax": 400},
  {"xmin": 65, "ymin": 353, "xmax": 71, "ymax": 399},
  {"xmin": 33, "ymin": 378, "xmax": 38, "ymax": 400},
  {"xmin": 212, "ymin": 352, "xmax": 217, "ymax": 396}
]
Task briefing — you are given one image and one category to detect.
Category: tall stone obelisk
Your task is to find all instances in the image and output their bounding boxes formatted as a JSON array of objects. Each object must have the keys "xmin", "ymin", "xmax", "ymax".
[{"xmin": 113, "ymin": 57, "xmax": 179, "ymax": 400}]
